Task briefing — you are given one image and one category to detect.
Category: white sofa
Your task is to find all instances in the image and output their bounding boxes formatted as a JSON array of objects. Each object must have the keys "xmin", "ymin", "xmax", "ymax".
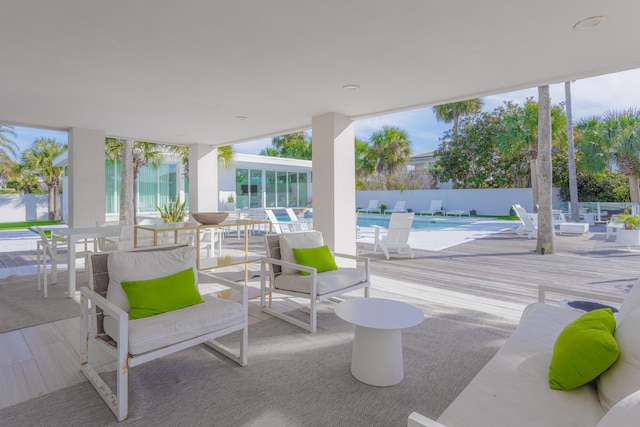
[{"xmin": 409, "ymin": 285, "xmax": 640, "ymax": 427}]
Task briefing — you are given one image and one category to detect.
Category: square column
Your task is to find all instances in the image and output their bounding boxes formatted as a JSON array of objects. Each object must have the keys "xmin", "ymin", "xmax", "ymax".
[
  {"xmin": 68, "ymin": 128, "xmax": 106, "ymax": 227},
  {"xmin": 188, "ymin": 144, "xmax": 218, "ymax": 213},
  {"xmin": 312, "ymin": 113, "xmax": 356, "ymax": 255}
]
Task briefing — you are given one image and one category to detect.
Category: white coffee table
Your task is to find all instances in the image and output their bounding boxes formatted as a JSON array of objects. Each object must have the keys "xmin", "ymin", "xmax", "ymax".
[{"xmin": 335, "ymin": 298, "xmax": 424, "ymax": 386}]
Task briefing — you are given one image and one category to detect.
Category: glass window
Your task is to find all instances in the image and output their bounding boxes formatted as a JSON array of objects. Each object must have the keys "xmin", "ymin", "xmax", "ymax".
[
  {"xmin": 265, "ymin": 170, "xmax": 276, "ymax": 207},
  {"xmin": 105, "ymin": 160, "xmax": 120, "ymax": 214},
  {"xmin": 137, "ymin": 165, "xmax": 158, "ymax": 213},
  {"xmin": 250, "ymin": 170, "xmax": 262, "ymax": 208},
  {"xmin": 288, "ymin": 173, "xmax": 298, "ymax": 207},
  {"xmin": 298, "ymin": 173, "xmax": 308, "ymax": 207},
  {"xmin": 277, "ymin": 171, "xmax": 287, "ymax": 207},
  {"xmin": 236, "ymin": 168, "xmax": 249, "ymax": 209}
]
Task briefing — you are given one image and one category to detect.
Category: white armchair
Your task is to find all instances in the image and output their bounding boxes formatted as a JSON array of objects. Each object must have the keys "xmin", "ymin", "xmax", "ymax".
[
  {"xmin": 260, "ymin": 231, "xmax": 370, "ymax": 333},
  {"xmin": 80, "ymin": 245, "xmax": 248, "ymax": 421}
]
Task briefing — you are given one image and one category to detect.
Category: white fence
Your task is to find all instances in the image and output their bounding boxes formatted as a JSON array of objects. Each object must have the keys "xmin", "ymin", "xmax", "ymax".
[
  {"xmin": 0, "ymin": 194, "xmax": 50, "ymax": 222},
  {"xmin": 356, "ymin": 188, "xmax": 562, "ymax": 216}
]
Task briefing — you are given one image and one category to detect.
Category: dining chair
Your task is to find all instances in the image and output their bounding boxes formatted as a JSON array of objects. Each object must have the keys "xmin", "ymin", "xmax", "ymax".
[{"xmin": 36, "ymin": 227, "xmax": 92, "ymax": 298}]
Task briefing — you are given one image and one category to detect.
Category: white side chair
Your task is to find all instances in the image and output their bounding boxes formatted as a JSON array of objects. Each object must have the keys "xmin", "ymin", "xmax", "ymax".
[{"xmin": 35, "ymin": 227, "xmax": 91, "ymax": 298}]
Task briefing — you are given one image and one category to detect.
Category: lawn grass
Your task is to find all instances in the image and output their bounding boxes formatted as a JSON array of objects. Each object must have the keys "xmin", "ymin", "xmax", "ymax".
[{"xmin": 0, "ymin": 220, "xmax": 61, "ymax": 231}]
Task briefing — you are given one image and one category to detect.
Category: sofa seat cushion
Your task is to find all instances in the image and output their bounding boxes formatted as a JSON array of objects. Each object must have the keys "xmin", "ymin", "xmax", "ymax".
[
  {"xmin": 104, "ymin": 294, "xmax": 244, "ymax": 356},
  {"xmin": 274, "ymin": 268, "xmax": 366, "ymax": 295},
  {"xmin": 437, "ymin": 302, "xmax": 605, "ymax": 427}
]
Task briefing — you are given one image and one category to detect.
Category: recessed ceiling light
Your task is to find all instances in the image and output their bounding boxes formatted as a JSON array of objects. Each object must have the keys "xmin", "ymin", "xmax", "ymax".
[
  {"xmin": 235, "ymin": 116, "xmax": 249, "ymax": 120},
  {"xmin": 342, "ymin": 84, "xmax": 360, "ymax": 91},
  {"xmin": 573, "ymin": 15, "xmax": 608, "ymax": 31}
]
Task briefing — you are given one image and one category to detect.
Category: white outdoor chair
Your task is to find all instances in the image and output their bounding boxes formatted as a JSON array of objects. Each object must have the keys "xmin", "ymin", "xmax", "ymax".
[
  {"xmin": 512, "ymin": 204, "xmax": 538, "ymax": 239},
  {"xmin": 80, "ymin": 245, "xmax": 248, "ymax": 421},
  {"xmin": 35, "ymin": 227, "xmax": 92, "ymax": 298},
  {"xmin": 363, "ymin": 200, "xmax": 381, "ymax": 214},
  {"xmin": 260, "ymin": 231, "xmax": 370, "ymax": 333},
  {"xmin": 386, "ymin": 200, "xmax": 407, "ymax": 213},
  {"xmin": 265, "ymin": 209, "xmax": 296, "ymax": 233},
  {"xmin": 285, "ymin": 208, "xmax": 312, "ymax": 231},
  {"xmin": 420, "ymin": 200, "xmax": 442, "ymax": 216},
  {"xmin": 372, "ymin": 212, "xmax": 415, "ymax": 259}
]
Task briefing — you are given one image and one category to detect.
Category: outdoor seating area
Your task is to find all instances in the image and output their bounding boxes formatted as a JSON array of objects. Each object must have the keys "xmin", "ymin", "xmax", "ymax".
[{"xmin": 2, "ymin": 223, "xmax": 640, "ymax": 425}]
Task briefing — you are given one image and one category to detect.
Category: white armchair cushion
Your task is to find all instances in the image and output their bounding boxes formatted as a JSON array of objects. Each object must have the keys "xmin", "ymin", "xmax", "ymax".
[
  {"xmin": 597, "ymin": 308, "xmax": 640, "ymax": 411},
  {"xmin": 279, "ymin": 231, "xmax": 323, "ymax": 275},
  {"xmin": 274, "ymin": 268, "xmax": 366, "ymax": 295},
  {"xmin": 106, "ymin": 246, "xmax": 197, "ymax": 312},
  {"xmin": 104, "ymin": 294, "xmax": 244, "ymax": 355},
  {"xmin": 596, "ymin": 389, "xmax": 640, "ymax": 426}
]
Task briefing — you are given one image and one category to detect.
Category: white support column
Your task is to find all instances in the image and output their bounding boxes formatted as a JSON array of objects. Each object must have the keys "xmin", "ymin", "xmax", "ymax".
[
  {"xmin": 188, "ymin": 144, "xmax": 218, "ymax": 213},
  {"xmin": 312, "ymin": 113, "xmax": 356, "ymax": 255},
  {"xmin": 68, "ymin": 128, "xmax": 106, "ymax": 227}
]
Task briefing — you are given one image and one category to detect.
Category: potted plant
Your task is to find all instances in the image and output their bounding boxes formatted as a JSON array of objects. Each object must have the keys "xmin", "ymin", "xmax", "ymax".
[
  {"xmin": 379, "ymin": 203, "xmax": 387, "ymax": 214},
  {"xmin": 226, "ymin": 194, "xmax": 236, "ymax": 211},
  {"xmin": 156, "ymin": 195, "xmax": 187, "ymax": 223},
  {"xmin": 615, "ymin": 214, "xmax": 640, "ymax": 247}
]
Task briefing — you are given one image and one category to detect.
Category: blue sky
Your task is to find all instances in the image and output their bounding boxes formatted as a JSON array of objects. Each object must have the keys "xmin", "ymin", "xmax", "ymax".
[{"xmin": 8, "ymin": 68, "xmax": 640, "ymax": 160}]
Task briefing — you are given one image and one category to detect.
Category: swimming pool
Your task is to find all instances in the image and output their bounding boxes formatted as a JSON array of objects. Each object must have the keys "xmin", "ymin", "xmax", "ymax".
[{"xmin": 357, "ymin": 215, "xmax": 471, "ymax": 230}]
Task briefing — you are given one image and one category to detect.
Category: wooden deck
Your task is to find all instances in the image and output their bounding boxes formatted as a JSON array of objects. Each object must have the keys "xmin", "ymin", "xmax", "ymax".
[{"xmin": 1, "ymin": 224, "xmax": 638, "ymax": 411}]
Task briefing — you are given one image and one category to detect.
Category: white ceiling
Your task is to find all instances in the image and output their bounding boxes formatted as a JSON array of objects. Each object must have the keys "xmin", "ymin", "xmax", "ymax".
[{"xmin": 2, "ymin": 1, "xmax": 639, "ymax": 147}]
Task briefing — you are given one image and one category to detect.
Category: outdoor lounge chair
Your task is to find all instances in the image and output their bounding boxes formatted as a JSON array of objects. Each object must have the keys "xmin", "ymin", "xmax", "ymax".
[
  {"xmin": 420, "ymin": 200, "xmax": 442, "ymax": 216},
  {"xmin": 260, "ymin": 231, "xmax": 370, "ymax": 333},
  {"xmin": 386, "ymin": 200, "xmax": 407, "ymax": 213},
  {"xmin": 363, "ymin": 200, "xmax": 381, "ymax": 214},
  {"xmin": 372, "ymin": 212, "xmax": 415, "ymax": 259},
  {"xmin": 512, "ymin": 204, "xmax": 538, "ymax": 239},
  {"xmin": 80, "ymin": 245, "xmax": 248, "ymax": 421},
  {"xmin": 265, "ymin": 209, "xmax": 296, "ymax": 233},
  {"xmin": 285, "ymin": 207, "xmax": 312, "ymax": 231}
]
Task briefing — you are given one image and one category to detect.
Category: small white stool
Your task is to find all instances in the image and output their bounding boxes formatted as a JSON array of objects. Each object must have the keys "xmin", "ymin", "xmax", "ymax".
[{"xmin": 559, "ymin": 222, "xmax": 589, "ymax": 235}]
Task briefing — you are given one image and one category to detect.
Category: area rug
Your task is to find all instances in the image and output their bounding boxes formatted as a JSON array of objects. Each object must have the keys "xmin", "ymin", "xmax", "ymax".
[
  {"xmin": 0, "ymin": 296, "xmax": 515, "ymax": 426},
  {"xmin": 0, "ymin": 272, "xmax": 83, "ymax": 333}
]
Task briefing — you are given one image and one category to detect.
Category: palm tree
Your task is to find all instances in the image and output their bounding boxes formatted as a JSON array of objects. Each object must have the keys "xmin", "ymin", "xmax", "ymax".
[
  {"xmin": 578, "ymin": 109, "xmax": 640, "ymax": 204},
  {"xmin": 537, "ymin": 85, "xmax": 554, "ymax": 254},
  {"xmin": 432, "ymin": 99, "xmax": 484, "ymax": 135},
  {"xmin": 565, "ymin": 81, "xmax": 580, "ymax": 222},
  {"xmin": 261, "ymin": 132, "xmax": 312, "ymax": 159},
  {"xmin": 21, "ymin": 138, "xmax": 66, "ymax": 220},
  {"xmin": 0, "ymin": 124, "xmax": 18, "ymax": 159},
  {"xmin": 355, "ymin": 138, "xmax": 375, "ymax": 189},
  {"xmin": 217, "ymin": 145, "xmax": 234, "ymax": 168},
  {"xmin": 496, "ymin": 98, "xmax": 566, "ymax": 210},
  {"xmin": 105, "ymin": 138, "xmax": 164, "ymax": 224},
  {"xmin": 368, "ymin": 126, "xmax": 411, "ymax": 188},
  {"xmin": 260, "ymin": 147, "xmax": 279, "ymax": 157}
]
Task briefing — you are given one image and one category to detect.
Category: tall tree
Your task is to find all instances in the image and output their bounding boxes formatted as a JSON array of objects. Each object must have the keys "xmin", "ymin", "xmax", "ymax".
[
  {"xmin": 217, "ymin": 145, "xmax": 234, "ymax": 168},
  {"xmin": 354, "ymin": 138, "xmax": 375, "ymax": 190},
  {"xmin": 564, "ymin": 81, "xmax": 580, "ymax": 222},
  {"xmin": 577, "ymin": 109, "xmax": 640, "ymax": 204},
  {"xmin": 260, "ymin": 132, "xmax": 311, "ymax": 159},
  {"xmin": 0, "ymin": 124, "xmax": 18, "ymax": 160},
  {"xmin": 432, "ymin": 99, "xmax": 484, "ymax": 135},
  {"xmin": 496, "ymin": 98, "xmax": 566, "ymax": 210},
  {"xmin": 105, "ymin": 138, "xmax": 164, "ymax": 224},
  {"xmin": 21, "ymin": 138, "xmax": 66, "ymax": 220},
  {"xmin": 368, "ymin": 126, "xmax": 411, "ymax": 177},
  {"xmin": 537, "ymin": 86, "xmax": 554, "ymax": 255}
]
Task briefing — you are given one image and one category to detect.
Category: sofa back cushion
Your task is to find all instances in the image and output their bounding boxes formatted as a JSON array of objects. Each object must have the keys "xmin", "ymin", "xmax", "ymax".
[
  {"xmin": 596, "ymin": 388, "xmax": 640, "ymax": 426},
  {"xmin": 106, "ymin": 246, "xmax": 198, "ymax": 312},
  {"xmin": 617, "ymin": 284, "xmax": 640, "ymax": 324},
  {"xmin": 279, "ymin": 231, "xmax": 324, "ymax": 275},
  {"xmin": 597, "ymin": 308, "xmax": 640, "ymax": 411}
]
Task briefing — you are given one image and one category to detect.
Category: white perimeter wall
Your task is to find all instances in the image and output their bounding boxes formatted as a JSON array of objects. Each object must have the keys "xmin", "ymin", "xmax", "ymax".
[
  {"xmin": 0, "ymin": 194, "xmax": 50, "ymax": 221},
  {"xmin": 357, "ymin": 188, "xmax": 562, "ymax": 216}
]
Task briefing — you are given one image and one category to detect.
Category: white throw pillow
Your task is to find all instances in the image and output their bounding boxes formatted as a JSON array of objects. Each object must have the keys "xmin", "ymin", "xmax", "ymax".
[
  {"xmin": 279, "ymin": 231, "xmax": 324, "ymax": 275},
  {"xmin": 106, "ymin": 246, "xmax": 198, "ymax": 312},
  {"xmin": 597, "ymin": 308, "xmax": 640, "ymax": 411},
  {"xmin": 596, "ymin": 388, "xmax": 640, "ymax": 427},
  {"xmin": 618, "ymin": 284, "xmax": 640, "ymax": 324}
]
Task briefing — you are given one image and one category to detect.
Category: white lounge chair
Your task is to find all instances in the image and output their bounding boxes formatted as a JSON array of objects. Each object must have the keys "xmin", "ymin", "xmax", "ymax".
[
  {"xmin": 372, "ymin": 212, "xmax": 415, "ymax": 259},
  {"xmin": 386, "ymin": 201, "xmax": 407, "ymax": 213},
  {"xmin": 512, "ymin": 204, "xmax": 538, "ymax": 239},
  {"xmin": 265, "ymin": 209, "xmax": 296, "ymax": 233},
  {"xmin": 362, "ymin": 200, "xmax": 381, "ymax": 214},
  {"xmin": 420, "ymin": 200, "xmax": 442, "ymax": 216},
  {"xmin": 285, "ymin": 208, "xmax": 312, "ymax": 231}
]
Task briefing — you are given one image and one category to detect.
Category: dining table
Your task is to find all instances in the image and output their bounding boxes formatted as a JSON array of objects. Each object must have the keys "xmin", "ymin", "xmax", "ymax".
[{"xmin": 51, "ymin": 225, "xmax": 121, "ymax": 298}]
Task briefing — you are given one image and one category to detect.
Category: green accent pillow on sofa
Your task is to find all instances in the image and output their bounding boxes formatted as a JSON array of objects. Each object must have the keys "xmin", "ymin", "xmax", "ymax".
[
  {"xmin": 549, "ymin": 308, "xmax": 619, "ymax": 391},
  {"xmin": 292, "ymin": 245, "xmax": 338, "ymax": 276},
  {"xmin": 121, "ymin": 267, "xmax": 203, "ymax": 320}
]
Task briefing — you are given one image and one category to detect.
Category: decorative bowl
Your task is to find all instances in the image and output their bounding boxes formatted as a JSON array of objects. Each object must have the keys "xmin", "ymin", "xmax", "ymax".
[{"xmin": 191, "ymin": 212, "xmax": 229, "ymax": 225}]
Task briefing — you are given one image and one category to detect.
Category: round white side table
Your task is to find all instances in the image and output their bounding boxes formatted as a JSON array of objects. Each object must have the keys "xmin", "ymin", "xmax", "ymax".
[{"xmin": 335, "ymin": 297, "xmax": 424, "ymax": 386}]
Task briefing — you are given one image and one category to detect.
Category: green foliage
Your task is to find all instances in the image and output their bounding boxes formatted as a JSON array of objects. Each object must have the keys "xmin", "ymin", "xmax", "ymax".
[
  {"xmin": 260, "ymin": 132, "xmax": 312, "ymax": 159},
  {"xmin": 227, "ymin": 193, "xmax": 235, "ymax": 203},
  {"xmin": 379, "ymin": 204, "xmax": 387, "ymax": 210},
  {"xmin": 557, "ymin": 170, "xmax": 630, "ymax": 202},
  {"xmin": 433, "ymin": 104, "xmax": 529, "ymax": 189},
  {"xmin": 615, "ymin": 214, "xmax": 640, "ymax": 230},
  {"xmin": 157, "ymin": 195, "xmax": 187, "ymax": 223}
]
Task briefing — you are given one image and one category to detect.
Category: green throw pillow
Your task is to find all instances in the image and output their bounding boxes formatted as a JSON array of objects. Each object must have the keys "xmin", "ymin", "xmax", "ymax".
[
  {"xmin": 549, "ymin": 308, "xmax": 619, "ymax": 391},
  {"xmin": 292, "ymin": 245, "xmax": 338, "ymax": 276},
  {"xmin": 121, "ymin": 268, "xmax": 203, "ymax": 320}
]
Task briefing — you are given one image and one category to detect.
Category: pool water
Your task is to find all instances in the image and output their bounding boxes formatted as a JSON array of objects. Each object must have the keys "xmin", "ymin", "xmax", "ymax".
[{"xmin": 357, "ymin": 216, "xmax": 468, "ymax": 230}]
